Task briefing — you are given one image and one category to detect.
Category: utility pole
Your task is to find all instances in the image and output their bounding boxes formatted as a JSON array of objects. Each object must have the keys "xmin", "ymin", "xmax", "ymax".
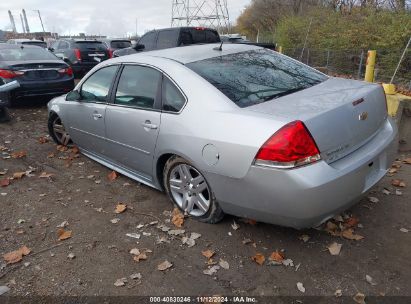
[{"xmin": 135, "ymin": 18, "xmax": 138, "ymax": 38}]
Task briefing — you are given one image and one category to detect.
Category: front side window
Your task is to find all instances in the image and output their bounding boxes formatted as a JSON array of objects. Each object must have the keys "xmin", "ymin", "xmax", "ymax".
[
  {"xmin": 115, "ymin": 65, "xmax": 161, "ymax": 109},
  {"xmin": 162, "ymin": 77, "xmax": 185, "ymax": 112},
  {"xmin": 187, "ymin": 49, "xmax": 328, "ymax": 108},
  {"xmin": 80, "ymin": 65, "xmax": 118, "ymax": 102},
  {"xmin": 157, "ymin": 30, "xmax": 178, "ymax": 49}
]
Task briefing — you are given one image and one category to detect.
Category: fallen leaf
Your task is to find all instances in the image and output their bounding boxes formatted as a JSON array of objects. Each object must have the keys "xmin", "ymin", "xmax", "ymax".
[
  {"xmin": 114, "ymin": 278, "xmax": 127, "ymax": 287},
  {"xmin": 12, "ymin": 172, "xmax": 25, "ymax": 179},
  {"xmin": 241, "ymin": 218, "xmax": 257, "ymax": 225},
  {"xmin": 38, "ymin": 137, "xmax": 49, "ymax": 144},
  {"xmin": 353, "ymin": 292, "xmax": 366, "ymax": 304},
  {"xmin": 107, "ymin": 171, "xmax": 118, "ymax": 181},
  {"xmin": 70, "ymin": 146, "xmax": 80, "ymax": 154},
  {"xmin": 56, "ymin": 221, "xmax": 69, "ymax": 228},
  {"xmin": 0, "ymin": 178, "xmax": 10, "ymax": 187},
  {"xmin": 403, "ymin": 157, "xmax": 411, "ymax": 165},
  {"xmin": 171, "ymin": 208, "xmax": 184, "ymax": 228},
  {"xmin": 342, "ymin": 229, "xmax": 364, "ymax": 241},
  {"xmin": 344, "ymin": 217, "xmax": 360, "ymax": 228},
  {"xmin": 282, "ymin": 258, "xmax": 294, "ymax": 267},
  {"xmin": 327, "ymin": 242, "xmax": 342, "ymax": 256},
  {"xmin": 157, "ymin": 260, "xmax": 173, "ymax": 271},
  {"xmin": 115, "ymin": 203, "xmax": 127, "ymax": 214},
  {"xmin": 3, "ymin": 246, "xmax": 31, "ymax": 264},
  {"xmin": 47, "ymin": 152, "xmax": 55, "ymax": 158},
  {"xmin": 299, "ymin": 235, "xmax": 310, "ymax": 243},
  {"xmin": 39, "ymin": 172, "xmax": 54, "ymax": 178},
  {"xmin": 130, "ymin": 273, "xmax": 142, "ymax": 280},
  {"xmin": 130, "ymin": 248, "xmax": 140, "ymax": 256},
  {"xmin": 269, "ymin": 251, "xmax": 285, "ymax": 263},
  {"xmin": 133, "ymin": 253, "xmax": 147, "ymax": 262},
  {"xmin": 168, "ymin": 229, "xmax": 185, "ymax": 236},
  {"xmin": 203, "ymin": 265, "xmax": 220, "ymax": 275},
  {"xmin": 366, "ymin": 274, "xmax": 377, "ymax": 286},
  {"xmin": 67, "ymin": 253, "xmax": 76, "ymax": 260},
  {"xmin": 382, "ymin": 189, "xmax": 391, "ymax": 195},
  {"xmin": 182, "ymin": 237, "xmax": 196, "ymax": 248},
  {"xmin": 251, "ymin": 253, "xmax": 265, "ymax": 265},
  {"xmin": 110, "ymin": 218, "xmax": 120, "ymax": 224},
  {"xmin": 57, "ymin": 228, "xmax": 72, "ymax": 241},
  {"xmin": 231, "ymin": 220, "xmax": 240, "ymax": 230},
  {"xmin": 335, "ymin": 289, "xmax": 342, "ymax": 297},
  {"xmin": 368, "ymin": 197, "xmax": 379, "ymax": 203},
  {"xmin": 392, "ymin": 179, "xmax": 406, "ymax": 188},
  {"xmin": 56, "ymin": 145, "xmax": 68, "ymax": 152},
  {"xmin": 396, "ymin": 189, "xmax": 403, "ymax": 196},
  {"xmin": 400, "ymin": 228, "xmax": 409, "ymax": 233},
  {"xmin": 190, "ymin": 232, "xmax": 201, "ymax": 240},
  {"xmin": 11, "ymin": 151, "xmax": 27, "ymax": 159},
  {"xmin": 202, "ymin": 250, "xmax": 215, "ymax": 259},
  {"xmin": 219, "ymin": 259, "xmax": 229, "ymax": 270},
  {"xmin": 296, "ymin": 282, "xmax": 305, "ymax": 293},
  {"xmin": 126, "ymin": 233, "xmax": 141, "ymax": 239}
]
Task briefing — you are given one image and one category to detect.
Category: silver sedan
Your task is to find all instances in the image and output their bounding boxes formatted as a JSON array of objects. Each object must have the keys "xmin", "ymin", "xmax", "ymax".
[{"xmin": 47, "ymin": 44, "xmax": 398, "ymax": 229}]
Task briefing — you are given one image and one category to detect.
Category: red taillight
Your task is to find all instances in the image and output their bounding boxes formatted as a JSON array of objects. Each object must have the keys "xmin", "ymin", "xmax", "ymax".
[
  {"xmin": 58, "ymin": 66, "xmax": 73, "ymax": 77},
  {"xmin": 255, "ymin": 121, "xmax": 321, "ymax": 169},
  {"xmin": 74, "ymin": 48, "xmax": 81, "ymax": 61},
  {"xmin": 108, "ymin": 49, "xmax": 114, "ymax": 58},
  {"xmin": 0, "ymin": 69, "xmax": 23, "ymax": 79},
  {"xmin": 195, "ymin": 27, "xmax": 206, "ymax": 30}
]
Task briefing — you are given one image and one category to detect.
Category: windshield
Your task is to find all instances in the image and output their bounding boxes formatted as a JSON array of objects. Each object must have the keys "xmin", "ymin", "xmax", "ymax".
[
  {"xmin": 75, "ymin": 42, "xmax": 107, "ymax": 51},
  {"xmin": 110, "ymin": 41, "xmax": 132, "ymax": 49},
  {"xmin": 0, "ymin": 47, "xmax": 59, "ymax": 61},
  {"xmin": 187, "ymin": 49, "xmax": 328, "ymax": 108}
]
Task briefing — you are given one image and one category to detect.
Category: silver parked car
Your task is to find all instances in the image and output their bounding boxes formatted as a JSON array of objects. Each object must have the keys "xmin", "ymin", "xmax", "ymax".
[{"xmin": 47, "ymin": 44, "xmax": 397, "ymax": 229}]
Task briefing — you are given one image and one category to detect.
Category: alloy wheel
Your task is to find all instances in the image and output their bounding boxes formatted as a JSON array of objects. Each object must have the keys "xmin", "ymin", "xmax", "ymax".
[
  {"xmin": 52, "ymin": 116, "xmax": 71, "ymax": 146},
  {"xmin": 169, "ymin": 164, "xmax": 211, "ymax": 217}
]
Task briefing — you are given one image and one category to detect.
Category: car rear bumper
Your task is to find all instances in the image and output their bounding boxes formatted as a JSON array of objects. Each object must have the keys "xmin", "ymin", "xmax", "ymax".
[
  {"xmin": 12, "ymin": 79, "xmax": 74, "ymax": 100},
  {"xmin": 206, "ymin": 117, "xmax": 398, "ymax": 229},
  {"xmin": 71, "ymin": 62, "xmax": 99, "ymax": 75}
]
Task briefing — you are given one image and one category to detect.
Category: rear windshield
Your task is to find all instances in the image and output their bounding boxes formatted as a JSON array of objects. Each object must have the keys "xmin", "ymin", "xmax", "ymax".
[
  {"xmin": 0, "ymin": 47, "xmax": 58, "ymax": 61},
  {"xmin": 110, "ymin": 40, "xmax": 132, "ymax": 49},
  {"xmin": 22, "ymin": 41, "xmax": 47, "ymax": 48},
  {"xmin": 75, "ymin": 42, "xmax": 107, "ymax": 51},
  {"xmin": 191, "ymin": 29, "xmax": 220, "ymax": 43},
  {"xmin": 187, "ymin": 49, "xmax": 328, "ymax": 108}
]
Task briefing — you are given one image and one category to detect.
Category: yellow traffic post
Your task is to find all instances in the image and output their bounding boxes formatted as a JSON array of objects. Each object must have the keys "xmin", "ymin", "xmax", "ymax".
[
  {"xmin": 278, "ymin": 46, "xmax": 283, "ymax": 54},
  {"xmin": 364, "ymin": 50, "xmax": 376, "ymax": 82}
]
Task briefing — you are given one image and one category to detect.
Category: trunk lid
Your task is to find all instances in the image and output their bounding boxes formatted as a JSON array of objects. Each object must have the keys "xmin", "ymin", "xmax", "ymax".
[
  {"xmin": 7, "ymin": 60, "xmax": 68, "ymax": 81},
  {"xmin": 246, "ymin": 78, "xmax": 388, "ymax": 164}
]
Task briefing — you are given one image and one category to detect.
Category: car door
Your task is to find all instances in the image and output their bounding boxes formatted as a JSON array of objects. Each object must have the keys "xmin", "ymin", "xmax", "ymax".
[
  {"xmin": 65, "ymin": 65, "xmax": 119, "ymax": 155},
  {"xmin": 104, "ymin": 64, "xmax": 162, "ymax": 182}
]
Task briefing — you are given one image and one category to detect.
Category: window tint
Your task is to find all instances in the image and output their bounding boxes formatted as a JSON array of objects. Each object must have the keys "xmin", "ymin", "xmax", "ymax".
[
  {"xmin": 179, "ymin": 31, "xmax": 193, "ymax": 45},
  {"xmin": 0, "ymin": 47, "xmax": 59, "ymax": 61},
  {"xmin": 110, "ymin": 40, "xmax": 132, "ymax": 49},
  {"xmin": 80, "ymin": 65, "xmax": 118, "ymax": 102},
  {"xmin": 157, "ymin": 30, "xmax": 178, "ymax": 49},
  {"xmin": 190, "ymin": 29, "xmax": 220, "ymax": 44},
  {"xmin": 162, "ymin": 77, "xmax": 185, "ymax": 112},
  {"xmin": 187, "ymin": 49, "xmax": 328, "ymax": 108},
  {"xmin": 75, "ymin": 42, "xmax": 107, "ymax": 51},
  {"xmin": 115, "ymin": 65, "xmax": 161, "ymax": 109},
  {"xmin": 138, "ymin": 32, "xmax": 157, "ymax": 50}
]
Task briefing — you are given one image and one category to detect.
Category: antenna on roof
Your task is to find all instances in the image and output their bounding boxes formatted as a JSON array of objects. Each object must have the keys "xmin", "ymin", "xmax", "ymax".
[{"xmin": 213, "ymin": 40, "xmax": 223, "ymax": 51}]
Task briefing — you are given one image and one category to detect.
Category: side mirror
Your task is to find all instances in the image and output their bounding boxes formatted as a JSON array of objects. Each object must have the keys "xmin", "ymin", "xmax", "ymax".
[
  {"xmin": 48, "ymin": 47, "xmax": 55, "ymax": 52},
  {"xmin": 66, "ymin": 90, "xmax": 81, "ymax": 101},
  {"xmin": 134, "ymin": 44, "xmax": 145, "ymax": 51}
]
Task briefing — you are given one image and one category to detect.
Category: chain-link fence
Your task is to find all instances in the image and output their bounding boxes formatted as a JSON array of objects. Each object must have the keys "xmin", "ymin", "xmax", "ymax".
[{"xmin": 283, "ymin": 48, "xmax": 411, "ymax": 89}]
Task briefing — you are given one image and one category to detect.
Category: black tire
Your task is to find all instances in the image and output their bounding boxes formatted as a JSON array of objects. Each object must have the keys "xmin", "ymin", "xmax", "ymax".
[
  {"xmin": 163, "ymin": 156, "xmax": 224, "ymax": 224},
  {"xmin": 0, "ymin": 107, "xmax": 11, "ymax": 123}
]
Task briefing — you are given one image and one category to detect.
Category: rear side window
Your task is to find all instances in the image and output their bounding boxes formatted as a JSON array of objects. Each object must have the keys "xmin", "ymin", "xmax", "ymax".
[
  {"xmin": 81, "ymin": 65, "xmax": 118, "ymax": 102},
  {"xmin": 110, "ymin": 41, "xmax": 131, "ymax": 49},
  {"xmin": 75, "ymin": 42, "xmax": 107, "ymax": 51},
  {"xmin": 190, "ymin": 29, "xmax": 220, "ymax": 44},
  {"xmin": 187, "ymin": 49, "xmax": 328, "ymax": 108},
  {"xmin": 157, "ymin": 30, "xmax": 179, "ymax": 49},
  {"xmin": 162, "ymin": 77, "xmax": 185, "ymax": 112},
  {"xmin": 115, "ymin": 65, "xmax": 161, "ymax": 109},
  {"xmin": 138, "ymin": 32, "xmax": 157, "ymax": 50}
]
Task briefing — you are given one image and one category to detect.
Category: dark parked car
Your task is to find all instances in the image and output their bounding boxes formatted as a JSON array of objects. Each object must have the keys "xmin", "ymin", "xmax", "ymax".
[
  {"xmin": 102, "ymin": 39, "xmax": 132, "ymax": 57},
  {"xmin": 220, "ymin": 35, "xmax": 276, "ymax": 51},
  {"xmin": 113, "ymin": 27, "xmax": 220, "ymax": 57},
  {"xmin": 49, "ymin": 39, "xmax": 110, "ymax": 77},
  {"xmin": 7, "ymin": 39, "xmax": 47, "ymax": 48},
  {"xmin": 0, "ymin": 44, "xmax": 74, "ymax": 103}
]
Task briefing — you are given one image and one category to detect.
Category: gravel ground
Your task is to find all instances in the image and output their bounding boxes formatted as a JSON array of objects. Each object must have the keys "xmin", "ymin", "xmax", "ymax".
[{"xmin": 0, "ymin": 104, "xmax": 410, "ymax": 302}]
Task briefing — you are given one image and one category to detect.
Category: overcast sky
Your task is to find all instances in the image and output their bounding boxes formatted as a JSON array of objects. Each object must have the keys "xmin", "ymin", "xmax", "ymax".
[{"xmin": 1, "ymin": 0, "xmax": 250, "ymax": 37}]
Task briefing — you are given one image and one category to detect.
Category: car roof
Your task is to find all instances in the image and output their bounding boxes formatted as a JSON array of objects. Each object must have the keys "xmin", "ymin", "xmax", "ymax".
[
  {"xmin": 9, "ymin": 39, "xmax": 45, "ymax": 42},
  {"xmin": 0, "ymin": 43, "xmax": 43, "ymax": 49},
  {"xmin": 125, "ymin": 43, "xmax": 261, "ymax": 64}
]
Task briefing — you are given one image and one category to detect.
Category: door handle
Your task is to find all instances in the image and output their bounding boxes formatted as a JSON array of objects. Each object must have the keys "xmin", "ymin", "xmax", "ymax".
[
  {"xmin": 92, "ymin": 113, "xmax": 103, "ymax": 119},
  {"xmin": 142, "ymin": 120, "xmax": 158, "ymax": 130}
]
